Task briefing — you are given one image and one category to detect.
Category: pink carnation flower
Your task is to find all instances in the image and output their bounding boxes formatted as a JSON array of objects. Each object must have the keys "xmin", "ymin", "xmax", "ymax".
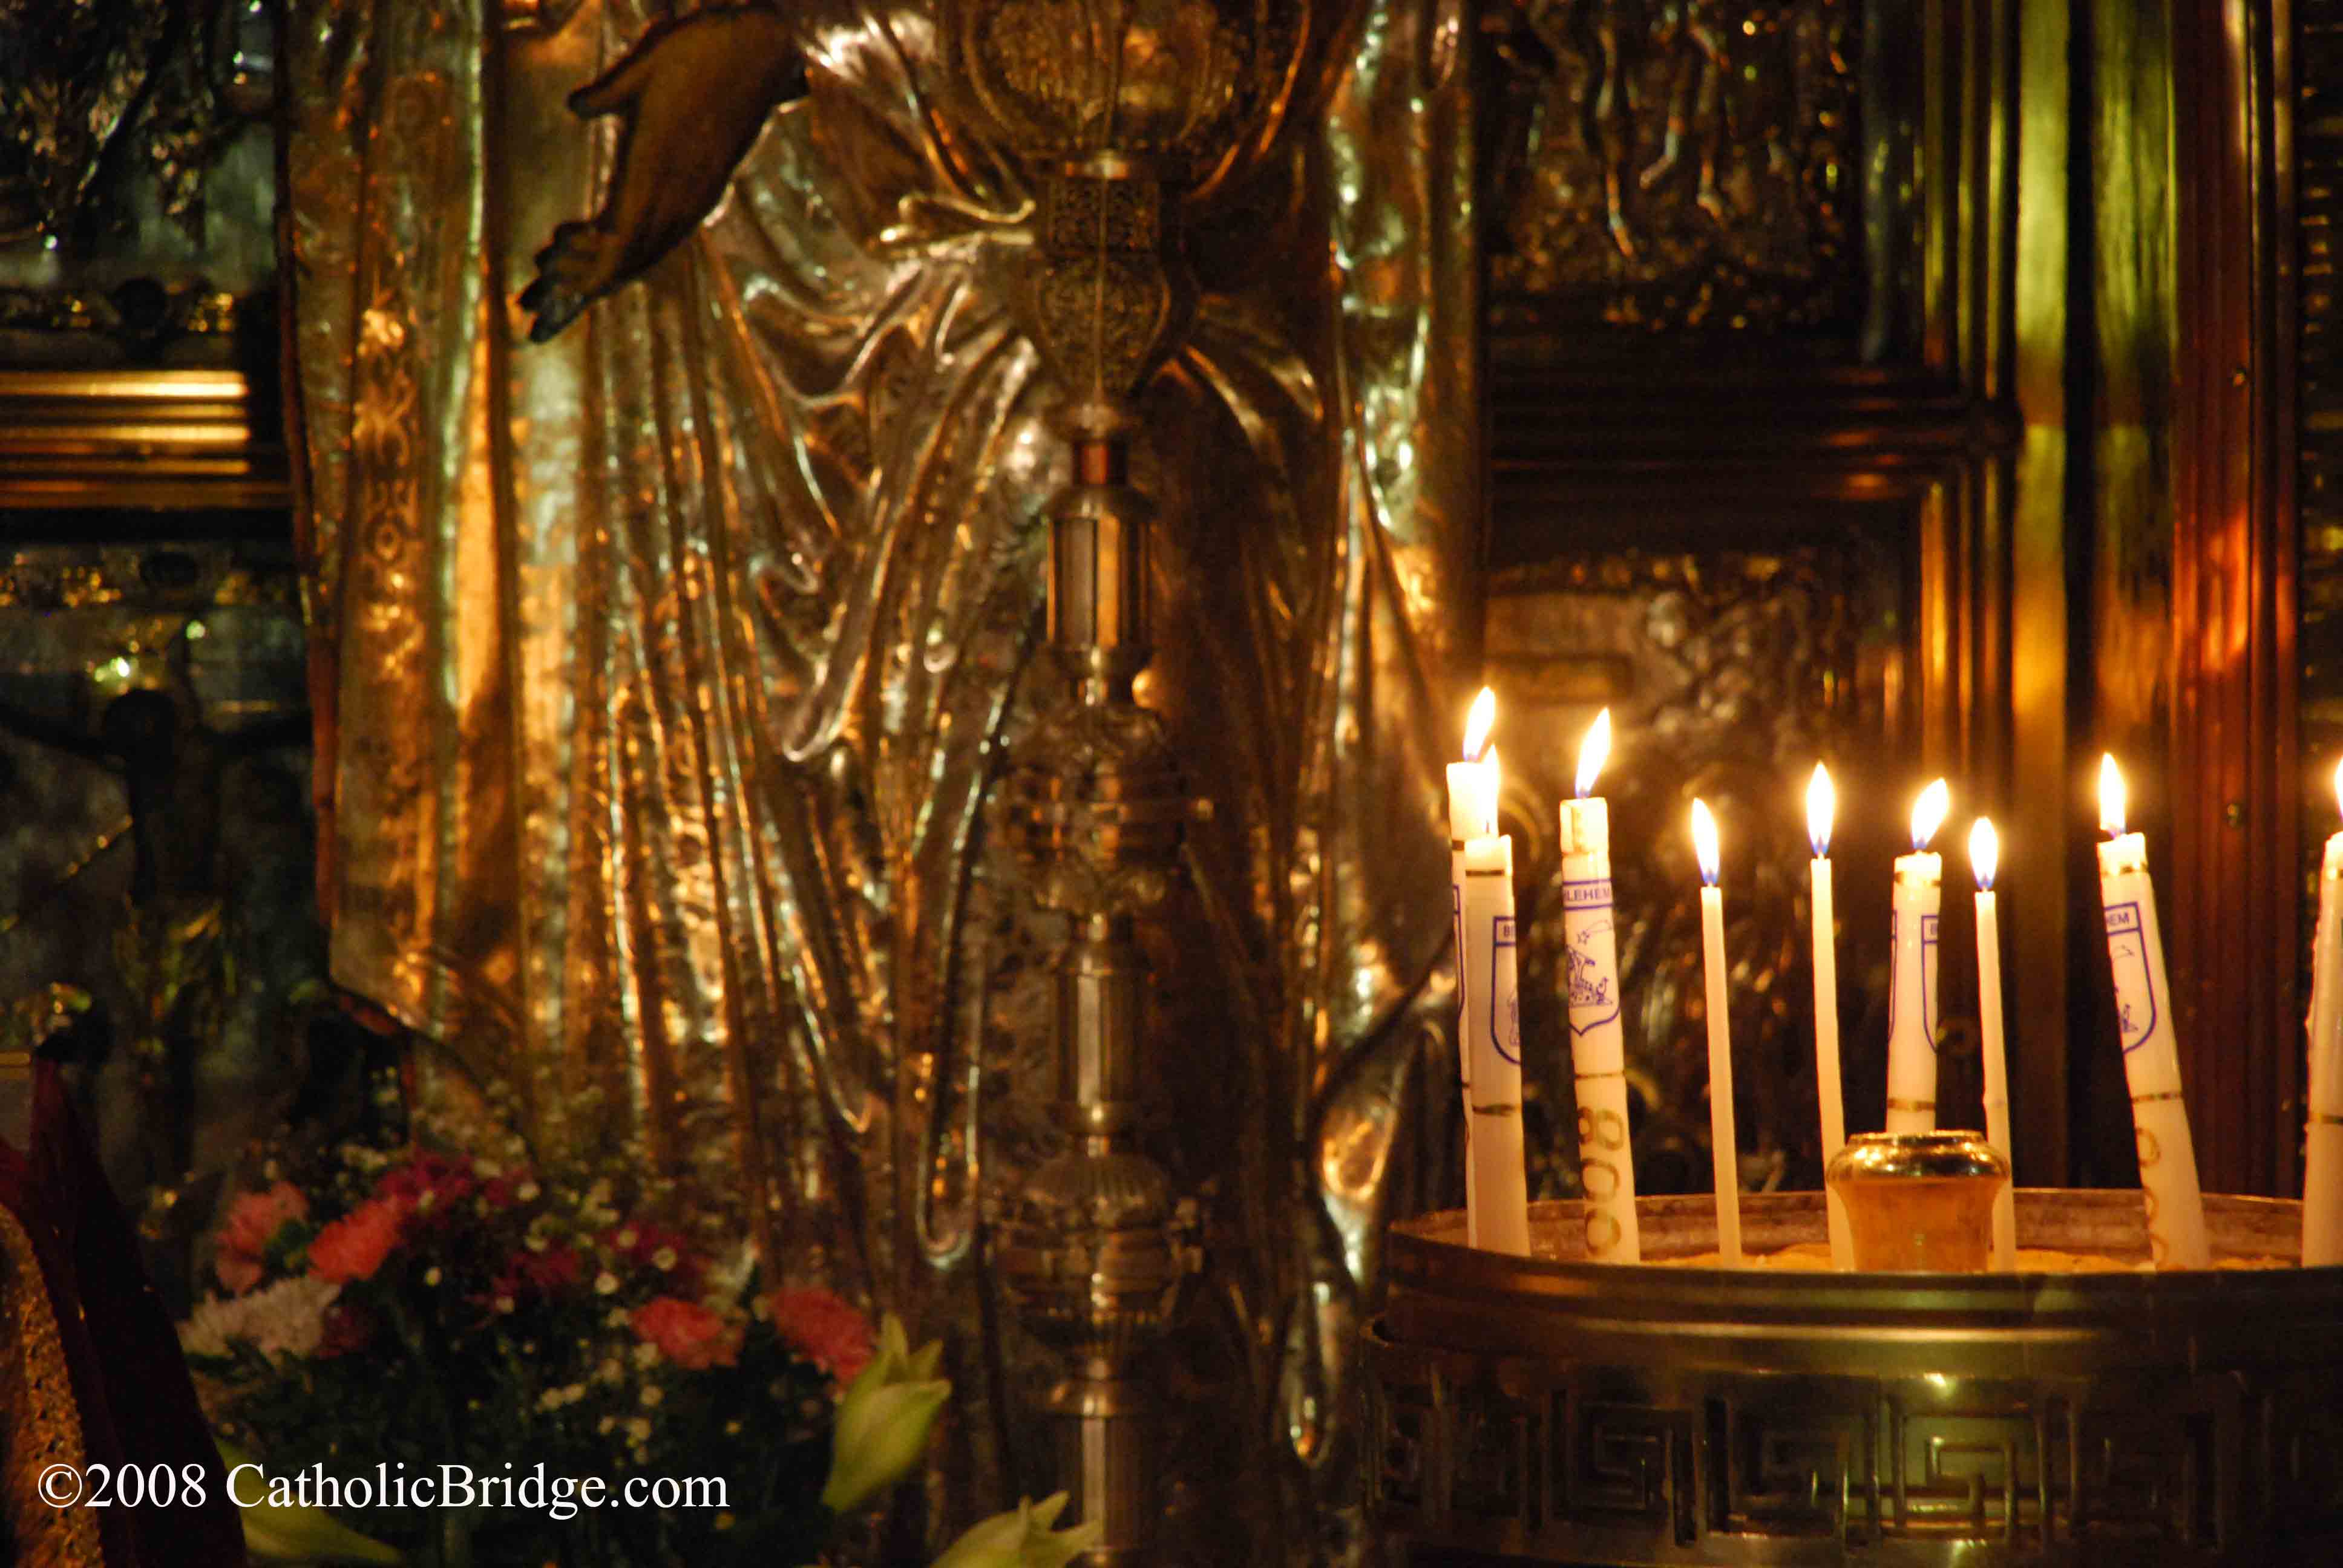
[
  {"xmin": 307, "ymin": 1197, "xmax": 410, "ymax": 1284},
  {"xmin": 630, "ymin": 1296, "xmax": 742, "ymax": 1371},
  {"xmin": 221, "ymin": 1182, "xmax": 309, "ymax": 1260},
  {"xmin": 215, "ymin": 1182, "xmax": 310, "ymax": 1293},
  {"xmin": 766, "ymin": 1285, "xmax": 874, "ymax": 1383}
]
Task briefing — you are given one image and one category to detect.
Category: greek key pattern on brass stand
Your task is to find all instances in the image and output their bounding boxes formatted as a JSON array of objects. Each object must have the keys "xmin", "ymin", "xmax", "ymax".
[
  {"xmin": 1365, "ymin": 1193, "xmax": 2343, "ymax": 1565},
  {"xmin": 1367, "ymin": 1359, "xmax": 2317, "ymax": 1561}
]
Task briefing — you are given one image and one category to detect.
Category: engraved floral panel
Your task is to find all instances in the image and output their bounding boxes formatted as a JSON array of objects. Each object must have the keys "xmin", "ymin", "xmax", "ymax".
[
  {"xmin": 1482, "ymin": 0, "xmax": 1880, "ymax": 351},
  {"xmin": 1486, "ymin": 538, "xmax": 1918, "ymax": 1206}
]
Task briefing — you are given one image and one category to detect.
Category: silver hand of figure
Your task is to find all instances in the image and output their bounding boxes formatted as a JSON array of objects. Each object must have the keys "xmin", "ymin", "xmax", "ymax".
[{"xmin": 519, "ymin": 6, "xmax": 809, "ymax": 341}]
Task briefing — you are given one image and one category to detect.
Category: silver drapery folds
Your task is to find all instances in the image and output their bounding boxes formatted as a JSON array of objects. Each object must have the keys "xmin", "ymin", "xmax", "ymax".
[{"xmin": 281, "ymin": 0, "xmax": 1475, "ymax": 1550}]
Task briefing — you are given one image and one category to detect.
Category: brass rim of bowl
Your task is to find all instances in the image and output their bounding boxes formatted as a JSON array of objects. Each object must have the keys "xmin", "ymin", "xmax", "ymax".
[{"xmin": 1828, "ymin": 1129, "xmax": 2010, "ymax": 1182}]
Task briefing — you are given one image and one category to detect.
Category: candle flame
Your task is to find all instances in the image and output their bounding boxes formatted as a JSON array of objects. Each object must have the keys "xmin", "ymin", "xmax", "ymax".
[
  {"xmin": 2332, "ymin": 757, "xmax": 2342, "ymax": 822},
  {"xmin": 1692, "ymin": 798, "xmax": 1720, "ymax": 886},
  {"xmin": 1462, "ymin": 687, "xmax": 1495, "ymax": 762},
  {"xmin": 1806, "ymin": 763, "xmax": 1835, "ymax": 858},
  {"xmin": 1575, "ymin": 708, "xmax": 1612, "ymax": 799},
  {"xmin": 1970, "ymin": 816, "xmax": 1998, "ymax": 890},
  {"xmin": 1909, "ymin": 778, "xmax": 1949, "ymax": 851},
  {"xmin": 2099, "ymin": 753, "xmax": 2126, "ymax": 836}
]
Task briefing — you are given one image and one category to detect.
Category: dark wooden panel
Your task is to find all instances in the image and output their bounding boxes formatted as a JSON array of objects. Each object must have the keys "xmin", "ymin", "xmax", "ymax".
[
  {"xmin": 2168, "ymin": 0, "xmax": 2298, "ymax": 1197},
  {"xmin": 2299, "ymin": 0, "xmax": 2343, "ymax": 1197}
]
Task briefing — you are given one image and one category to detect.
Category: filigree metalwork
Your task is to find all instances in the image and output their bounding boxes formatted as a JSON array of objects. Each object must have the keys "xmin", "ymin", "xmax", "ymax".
[
  {"xmin": 0, "ymin": 287, "xmax": 245, "ymax": 341},
  {"xmin": 1483, "ymin": 0, "xmax": 1862, "ymax": 340},
  {"xmin": 946, "ymin": 0, "xmax": 1308, "ymax": 181},
  {"xmin": 0, "ymin": 0, "xmax": 270, "ymax": 244}
]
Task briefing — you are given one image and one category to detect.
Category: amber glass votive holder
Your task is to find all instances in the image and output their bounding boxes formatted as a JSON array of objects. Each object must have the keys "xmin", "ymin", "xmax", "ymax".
[{"xmin": 1825, "ymin": 1130, "xmax": 2010, "ymax": 1272}]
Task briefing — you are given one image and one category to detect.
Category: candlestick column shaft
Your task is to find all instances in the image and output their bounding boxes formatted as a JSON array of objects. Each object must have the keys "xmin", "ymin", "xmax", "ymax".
[
  {"xmin": 1001, "ymin": 409, "xmax": 1198, "ymax": 1565},
  {"xmin": 2096, "ymin": 840, "xmax": 2212, "ymax": 1269}
]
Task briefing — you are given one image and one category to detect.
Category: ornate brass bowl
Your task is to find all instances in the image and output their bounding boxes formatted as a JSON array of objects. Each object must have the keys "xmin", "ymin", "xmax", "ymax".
[{"xmin": 1365, "ymin": 1191, "xmax": 2343, "ymax": 1564}]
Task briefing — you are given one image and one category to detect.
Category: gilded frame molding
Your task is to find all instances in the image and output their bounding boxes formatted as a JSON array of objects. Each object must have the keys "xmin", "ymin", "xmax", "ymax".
[{"xmin": 0, "ymin": 368, "xmax": 288, "ymax": 511}]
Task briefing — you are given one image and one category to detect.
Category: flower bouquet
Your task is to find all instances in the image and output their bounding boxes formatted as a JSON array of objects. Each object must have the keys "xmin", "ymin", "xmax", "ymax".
[{"xmin": 178, "ymin": 1128, "xmax": 1086, "ymax": 1567}]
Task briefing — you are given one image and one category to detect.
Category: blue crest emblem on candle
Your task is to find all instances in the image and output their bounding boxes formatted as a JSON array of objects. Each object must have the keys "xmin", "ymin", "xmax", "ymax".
[
  {"xmin": 1921, "ymin": 912, "xmax": 1939, "ymax": 1043},
  {"xmin": 1491, "ymin": 914, "xmax": 1521, "ymax": 1064},
  {"xmin": 1888, "ymin": 910, "xmax": 1943, "ymax": 1050},
  {"xmin": 1562, "ymin": 878, "xmax": 1618, "ymax": 1035},
  {"xmin": 2104, "ymin": 901, "xmax": 2158, "ymax": 1052}
]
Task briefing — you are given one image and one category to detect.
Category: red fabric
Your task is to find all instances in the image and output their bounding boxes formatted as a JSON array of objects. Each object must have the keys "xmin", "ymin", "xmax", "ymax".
[{"xmin": 0, "ymin": 1063, "xmax": 247, "ymax": 1568}]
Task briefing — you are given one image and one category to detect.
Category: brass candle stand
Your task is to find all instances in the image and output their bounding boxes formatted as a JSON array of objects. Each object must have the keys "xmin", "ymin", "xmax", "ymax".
[{"xmin": 1366, "ymin": 1191, "xmax": 2343, "ymax": 1566}]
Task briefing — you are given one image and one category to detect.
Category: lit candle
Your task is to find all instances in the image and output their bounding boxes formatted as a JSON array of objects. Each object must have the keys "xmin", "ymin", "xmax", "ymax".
[
  {"xmin": 1971, "ymin": 817, "xmax": 2017, "ymax": 1272},
  {"xmin": 1693, "ymin": 799, "xmax": 1742, "ymax": 1267},
  {"xmin": 2305, "ymin": 760, "xmax": 2343, "ymax": 1266},
  {"xmin": 1556, "ymin": 710, "xmax": 1640, "ymax": 1263},
  {"xmin": 2096, "ymin": 755, "xmax": 2211, "ymax": 1269},
  {"xmin": 1886, "ymin": 779, "xmax": 1950, "ymax": 1134},
  {"xmin": 1443, "ymin": 688, "xmax": 1496, "ymax": 1246},
  {"xmin": 1461, "ymin": 746, "xmax": 1530, "ymax": 1256},
  {"xmin": 1807, "ymin": 765, "xmax": 1853, "ymax": 1269}
]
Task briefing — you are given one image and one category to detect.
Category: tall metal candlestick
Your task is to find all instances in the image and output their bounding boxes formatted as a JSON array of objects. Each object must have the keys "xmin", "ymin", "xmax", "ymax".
[
  {"xmin": 1558, "ymin": 710, "xmax": 1639, "ymax": 1263},
  {"xmin": 2307, "ymin": 760, "xmax": 2343, "ymax": 1266},
  {"xmin": 2095, "ymin": 755, "xmax": 2211, "ymax": 1269},
  {"xmin": 1693, "ymin": 799, "xmax": 1742, "ymax": 1267},
  {"xmin": 1886, "ymin": 779, "xmax": 1949, "ymax": 1134},
  {"xmin": 1461, "ymin": 746, "xmax": 1528, "ymax": 1256},
  {"xmin": 1806, "ymin": 765, "xmax": 1852, "ymax": 1269},
  {"xmin": 1971, "ymin": 817, "xmax": 2017, "ymax": 1272}
]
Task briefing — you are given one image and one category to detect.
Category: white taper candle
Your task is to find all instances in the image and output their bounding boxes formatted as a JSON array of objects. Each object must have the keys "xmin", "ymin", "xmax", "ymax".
[
  {"xmin": 1443, "ymin": 688, "xmax": 1496, "ymax": 1247},
  {"xmin": 1807, "ymin": 765, "xmax": 1852, "ymax": 1269},
  {"xmin": 1462, "ymin": 792, "xmax": 1529, "ymax": 1256},
  {"xmin": 2096, "ymin": 755, "xmax": 2211, "ymax": 1270},
  {"xmin": 1886, "ymin": 779, "xmax": 1949, "ymax": 1134},
  {"xmin": 2305, "ymin": 760, "xmax": 2343, "ymax": 1266},
  {"xmin": 1558, "ymin": 709, "xmax": 1640, "ymax": 1263},
  {"xmin": 1693, "ymin": 799, "xmax": 1742, "ymax": 1267},
  {"xmin": 1971, "ymin": 817, "xmax": 2017, "ymax": 1272}
]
